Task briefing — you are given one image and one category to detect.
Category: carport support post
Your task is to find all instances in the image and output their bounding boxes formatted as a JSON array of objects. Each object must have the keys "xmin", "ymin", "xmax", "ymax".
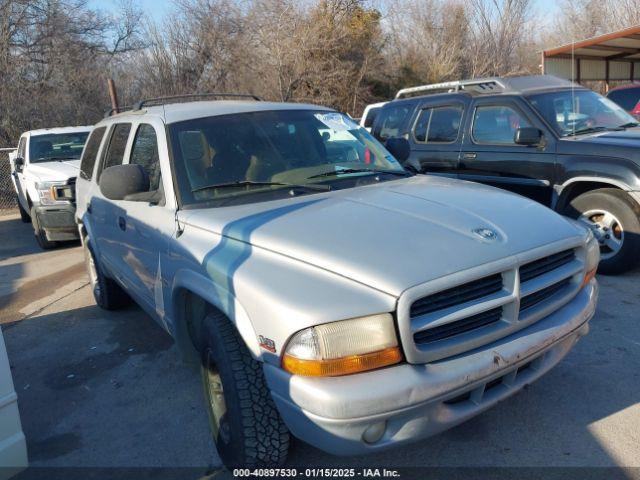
[
  {"xmin": 108, "ymin": 78, "xmax": 120, "ymax": 113},
  {"xmin": 605, "ymin": 60, "xmax": 610, "ymax": 92}
]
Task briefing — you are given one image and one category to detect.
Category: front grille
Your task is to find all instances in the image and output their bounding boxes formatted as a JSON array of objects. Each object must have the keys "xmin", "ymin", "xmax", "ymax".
[
  {"xmin": 410, "ymin": 273, "xmax": 503, "ymax": 318},
  {"xmin": 414, "ymin": 307, "xmax": 502, "ymax": 344},
  {"xmin": 520, "ymin": 278, "xmax": 572, "ymax": 312},
  {"xmin": 520, "ymin": 249, "xmax": 575, "ymax": 283}
]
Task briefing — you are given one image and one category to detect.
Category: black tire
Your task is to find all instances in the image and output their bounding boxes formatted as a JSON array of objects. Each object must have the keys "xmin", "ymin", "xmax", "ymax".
[
  {"xmin": 17, "ymin": 197, "xmax": 30, "ymax": 223},
  {"xmin": 563, "ymin": 188, "xmax": 640, "ymax": 275},
  {"xmin": 200, "ymin": 312, "xmax": 290, "ymax": 469},
  {"xmin": 30, "ymin": 206, "xmax": 56, "ymax": 249},
  {"xmin": 83, "ymin": 239, "xmax": 130, "ymax": 310}
]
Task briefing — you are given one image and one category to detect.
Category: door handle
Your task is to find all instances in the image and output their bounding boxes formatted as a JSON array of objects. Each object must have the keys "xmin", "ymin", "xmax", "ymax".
[
  {"xmin": 118, "ymin": 216, "xmax": 126, "ymax": 231},
  {"xmin": 463, "ymin": 152, "xmax": 477, "ymax": 160}
]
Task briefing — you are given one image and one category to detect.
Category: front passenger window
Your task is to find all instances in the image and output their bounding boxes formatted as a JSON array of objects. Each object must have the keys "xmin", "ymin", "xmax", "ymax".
[
  {"xmin": 472, "ymin": 106, "xmax": 531, "ymax": 145},
  {"xmin": 130, "ymin": 124, "xmax": 161, "ymax": 191}
]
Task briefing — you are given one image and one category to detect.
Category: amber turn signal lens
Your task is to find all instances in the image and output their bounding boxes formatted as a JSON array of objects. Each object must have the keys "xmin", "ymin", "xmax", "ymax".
[
  {"xmin": 581, "ymin": 267, "xmax": 597, "ymax": 289},
  {"xmin": 282, "ymin": 346, "xmax": 402, "ymax": 377}
]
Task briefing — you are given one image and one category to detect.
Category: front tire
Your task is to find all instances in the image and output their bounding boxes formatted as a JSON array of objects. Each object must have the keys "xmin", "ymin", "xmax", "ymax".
[
  {"xmin": 30, "ymin": 207, "xmax": 56, "ymax": 249},
  {"xmin": 200, "ymin": 312, "xmax": 290, "ymax": 469},
  {"xmin": 83, "ymin": 239, "xmax": 130, "ymax": 310},
  {"xmin": 563, "ymin": 188, "xmax": 640, "ymax": 274},
  {"xmin": 17, "ymin": 197, "xmax": 30, "ymax": 223}
]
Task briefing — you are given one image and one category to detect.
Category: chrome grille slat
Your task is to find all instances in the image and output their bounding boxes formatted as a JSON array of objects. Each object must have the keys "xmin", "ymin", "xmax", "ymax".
[{"xmin": 409, "ymin": 274, "xmax": 502, "ymax": 318}]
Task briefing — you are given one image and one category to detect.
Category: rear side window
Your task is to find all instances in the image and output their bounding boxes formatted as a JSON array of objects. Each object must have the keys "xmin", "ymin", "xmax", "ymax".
[
  {"xmin": 472, "ymin": 105, "xmax": 531, "ymax": 145},
  {"xmin": 607, "ymin": 87, "xmax": 640, "ymax": 111},
  {"xmin": 413, "ymin": 106, "xmax": 463, "ymax": 143},
  {"xmin": 100, "ymin": 123, "xmax": 131, "ymax": 177},
  {"xmin": 363, "ymin": 106, "xmax": 381, "ymax": 128},
  {"xmin": 129, "ymin": 124, "xmax": 161, "ymax": 191},
  {"xmin": 374, "ymin": 104, "xmax": 411, "ymax": 141},
  {"xmin": 79, "ymin": 127, "xmax": 106, "ymax": 180}
]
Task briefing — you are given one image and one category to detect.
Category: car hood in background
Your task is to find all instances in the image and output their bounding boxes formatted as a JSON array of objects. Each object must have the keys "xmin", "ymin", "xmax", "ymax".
[
  {"xmin": 182, "ymin": 176, "xmax": 584, "ymax": 296},
  {"xmin": 26, "ymin": 160, "xmax": 80, "ymax": 182}
]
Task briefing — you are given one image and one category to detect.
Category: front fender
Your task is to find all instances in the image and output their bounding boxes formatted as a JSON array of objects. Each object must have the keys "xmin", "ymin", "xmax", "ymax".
[
  {"xmin": 557, "ymin": 154, "xmax": 640, "ymax": 191},
  {"xmin": 170, "ymin": 268, "xmax": 260, "ymax": 362}
]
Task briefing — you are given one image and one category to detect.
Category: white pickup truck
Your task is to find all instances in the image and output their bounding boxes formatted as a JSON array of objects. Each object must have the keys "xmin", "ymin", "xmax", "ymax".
[{"xmin": 10, "ymin": 126, "xmax": 92, "ymax": 249}]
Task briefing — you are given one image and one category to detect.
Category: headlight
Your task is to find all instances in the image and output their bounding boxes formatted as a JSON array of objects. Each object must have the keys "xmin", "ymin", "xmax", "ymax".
[
  {"xmin": 282, "ymin": 313, "xmax": 402, "ymax": 377},
  {"xmin": 35, "ymin": 181, "xmax": 68, "ymax": 205},
  {"xmin": 582, "ymin": 231, "xmax": 600, "ymax": 288}
]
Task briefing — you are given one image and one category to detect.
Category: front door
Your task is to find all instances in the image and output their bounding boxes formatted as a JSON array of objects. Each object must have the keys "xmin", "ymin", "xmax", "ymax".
[{"xmin": 459, "ymin": 98, "xmax": 556, "ymax": 206}]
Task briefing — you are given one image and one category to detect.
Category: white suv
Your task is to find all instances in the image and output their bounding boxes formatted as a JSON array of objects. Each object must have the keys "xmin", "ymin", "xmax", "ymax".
[
  {"xmin": 75, "ymin": 95, "xmax": 598, "ymax": 468},
  {"xmin": 10, "ymin": 126, "xmax": 92, "ymax": 248}
]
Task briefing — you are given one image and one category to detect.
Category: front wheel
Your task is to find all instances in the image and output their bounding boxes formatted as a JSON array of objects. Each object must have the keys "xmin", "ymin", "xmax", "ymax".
[
  {"xmin": 563, "ymin": 188, "xmax": 640, "ymax": 275},
  {"xmin": 200, "ymin": 312, "xmax": 290, "ymax": 469},
  {"xmin": 17, "ymin": 197, "xmax": 30, "ymax": 223}
]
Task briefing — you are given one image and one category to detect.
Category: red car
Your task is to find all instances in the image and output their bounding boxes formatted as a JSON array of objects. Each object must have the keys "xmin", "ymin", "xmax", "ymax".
[{"xmin": 606, "ymin": 83, "xmax": 640, "ymax": 119}]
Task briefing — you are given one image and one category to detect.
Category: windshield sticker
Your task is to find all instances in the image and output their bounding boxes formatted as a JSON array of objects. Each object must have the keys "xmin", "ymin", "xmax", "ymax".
[{"xmin": 314, "ymin": 113, "xmax": 359, "ymax": 132}]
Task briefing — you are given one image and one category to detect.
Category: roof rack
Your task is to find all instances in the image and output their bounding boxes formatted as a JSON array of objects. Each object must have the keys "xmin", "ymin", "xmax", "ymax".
[
  {"xmin": 395, "ymin": 78, "xmax": 506, "ymax": 99},
  {"xmin": 104, "ymin": 105, "xmax": 133, "ymax": 118},
  {"xmin": 133, "ymin": 92, "xmax": 262, "ymax": 111}
]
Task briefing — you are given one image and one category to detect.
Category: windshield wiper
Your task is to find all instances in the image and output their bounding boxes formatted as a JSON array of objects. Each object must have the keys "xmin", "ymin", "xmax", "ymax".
[
  {"xmin": 618, "ymin": 122, "xmax": 640, "ymax": 129},
  {"xmin": 307, "ymin": 168, "xmax": 409, "ymax": 179},
  {"xmin": 191, "ymin": 180, "xmax": 330, "ymax": 193},
  {"xmin": 565, "ymin": 126, "xmax": 612, "ymax": 136}
]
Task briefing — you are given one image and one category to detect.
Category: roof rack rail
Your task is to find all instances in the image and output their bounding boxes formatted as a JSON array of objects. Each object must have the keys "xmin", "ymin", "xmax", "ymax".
[
  {"xmin": 133, "ymin": 92, "xmax": 263, "ymax": 111},
  {"xmin": 395, "ymin": 78, "xmax": 506, "ymax": 99},
  {"xmin": 104, "ymin": 105, "xmax": 133, "ymax": 118}
]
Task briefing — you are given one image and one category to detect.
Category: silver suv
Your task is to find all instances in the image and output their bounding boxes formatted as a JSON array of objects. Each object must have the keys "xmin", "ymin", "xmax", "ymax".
[{"xmin": 75, "ymin": 94, "xmax": 599, "ymax": 469}]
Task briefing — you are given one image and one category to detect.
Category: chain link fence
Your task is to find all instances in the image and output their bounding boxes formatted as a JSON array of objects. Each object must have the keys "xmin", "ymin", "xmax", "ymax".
[{"xmin": 0, "ymin": 149, "xmax": 18, "ymax": 212}]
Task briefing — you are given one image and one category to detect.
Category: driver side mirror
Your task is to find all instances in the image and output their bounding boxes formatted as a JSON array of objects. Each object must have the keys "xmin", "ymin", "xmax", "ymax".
[
  {"xmin": 514, "ymin": 127, "xmax": 543, "ymax": 146},
  {"xmin": 385, "ymin": 137, "xmax": 411, "ymax": 162},
  {"xmin": 99, "ymin": 164, "xmax": 149, "ymax": 201},
  {"xmin": 14, "ymin": 157, "xmax": 24, "ymax": 173}
]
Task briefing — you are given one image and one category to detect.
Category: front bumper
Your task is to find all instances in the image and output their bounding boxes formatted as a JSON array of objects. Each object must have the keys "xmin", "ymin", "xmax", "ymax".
[
  {"xmin": 34, "ymin": 203, "xmax": 79, "ymax": 241},
  {"xmin": 265, "ymin": 280, "xmax": 597, "ymax": 456}
]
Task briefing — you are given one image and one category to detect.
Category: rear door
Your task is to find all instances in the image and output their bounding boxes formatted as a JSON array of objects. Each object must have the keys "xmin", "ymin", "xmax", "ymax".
[
  {"xmin": 408, "ymin": 99, "xmax": 466, "ymax": 175},
  {"xmin": 459, "ymin": 96, "xmax": 556, "ymax": 206}
]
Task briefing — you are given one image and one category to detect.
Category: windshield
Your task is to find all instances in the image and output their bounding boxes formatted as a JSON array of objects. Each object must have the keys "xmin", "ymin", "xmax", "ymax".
[
  {"xmin": 527, "ymin": 90, "xmax": 638, "ymax": 137},
  {"xmin": 29, "ymin": 132, "xmax": 90, "ymax": 163},
  {"xmin": 169, "ymin": 109, "xmax": 406, "ymax": 206}
]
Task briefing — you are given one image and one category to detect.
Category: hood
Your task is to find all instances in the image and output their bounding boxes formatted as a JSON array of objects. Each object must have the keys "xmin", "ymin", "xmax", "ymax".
[
  {"xmin": 182, "ymin": 176, "xmax": 584, "ymax": 296},
  {"xmin": 558, "ymin": 127, "xmax": 640, "ymax": 159},
  {"xmin": 26, "ymin": 160, "xmax": 80, "ymax": 183}
]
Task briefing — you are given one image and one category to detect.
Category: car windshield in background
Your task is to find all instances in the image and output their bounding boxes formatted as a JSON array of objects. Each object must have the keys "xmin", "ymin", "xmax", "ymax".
[
  {"xmin": 29, "ymin": 132, "xmax": 90, "ymax": 163},
  {"xmin": 169, "ymin": 109, "xmax": 406, "ymax": 206},
  {"xmin": 527, "ymin": 90, "xmax": 638, "ymax": 137}
]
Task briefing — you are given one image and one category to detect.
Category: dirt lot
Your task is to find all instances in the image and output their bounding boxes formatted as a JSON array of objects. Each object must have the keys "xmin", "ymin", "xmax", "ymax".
[{"xmin": 1, "ymin": 211, "xmax": 639, "ymax": 479}]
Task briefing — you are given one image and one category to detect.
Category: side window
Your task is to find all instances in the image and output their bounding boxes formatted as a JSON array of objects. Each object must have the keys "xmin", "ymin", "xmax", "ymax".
[
  {"xmin": 17, "ymin": 137, "xmax": 26, "ymax": 159},
  {"xmin": 100, "ymin": 123, "xmax": 131, "ymax": 178},
  {"xmin": 374, "ymin": 105, "xmax": 411, "ymax": 141},
  {"xmin": 363, "ymin": 106, "xmax": 381, "ymax": 128},
  {"xmin": 413, "ymin": 109, "xmax": 431, "ymax": 142},
  {"xmin": 427, "ymin": 107, "xmax": 462, "ymax": 143},
  {"xmin": 129, "ymin": 124, "xmax": 161, "ymax": 191},
  {"xmin": 79, "ymin": 127, "xmax": 106, "ymax": 180},
  {"xmin": 472, "ymin": 105, "xmax": 531, "ymax": 145}
]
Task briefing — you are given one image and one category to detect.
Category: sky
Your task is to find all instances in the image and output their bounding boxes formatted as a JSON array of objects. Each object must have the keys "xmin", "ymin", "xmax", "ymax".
[{"xmin": 91, "ymin": 0, "xmax": 562, "ymax": 25}]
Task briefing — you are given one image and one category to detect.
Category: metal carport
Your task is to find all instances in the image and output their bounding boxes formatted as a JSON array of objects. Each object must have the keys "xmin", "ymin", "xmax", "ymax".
[{"xmin": 542, "ymin": 25, "xmax": 640, "ymax": 91}]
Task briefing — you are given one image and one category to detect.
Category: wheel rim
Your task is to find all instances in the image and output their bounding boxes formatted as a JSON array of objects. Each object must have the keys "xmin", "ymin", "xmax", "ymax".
[
  {"xmin": 85, "ymin": 247, "xmax": 101, "ymax": 300},
  {"xmin": 579, "ymin": 209, "xmax": 624, "ymax": 260},
  {"xmin": 204, "ymin": 350, "xmax": 231, "ymax": 445}
]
